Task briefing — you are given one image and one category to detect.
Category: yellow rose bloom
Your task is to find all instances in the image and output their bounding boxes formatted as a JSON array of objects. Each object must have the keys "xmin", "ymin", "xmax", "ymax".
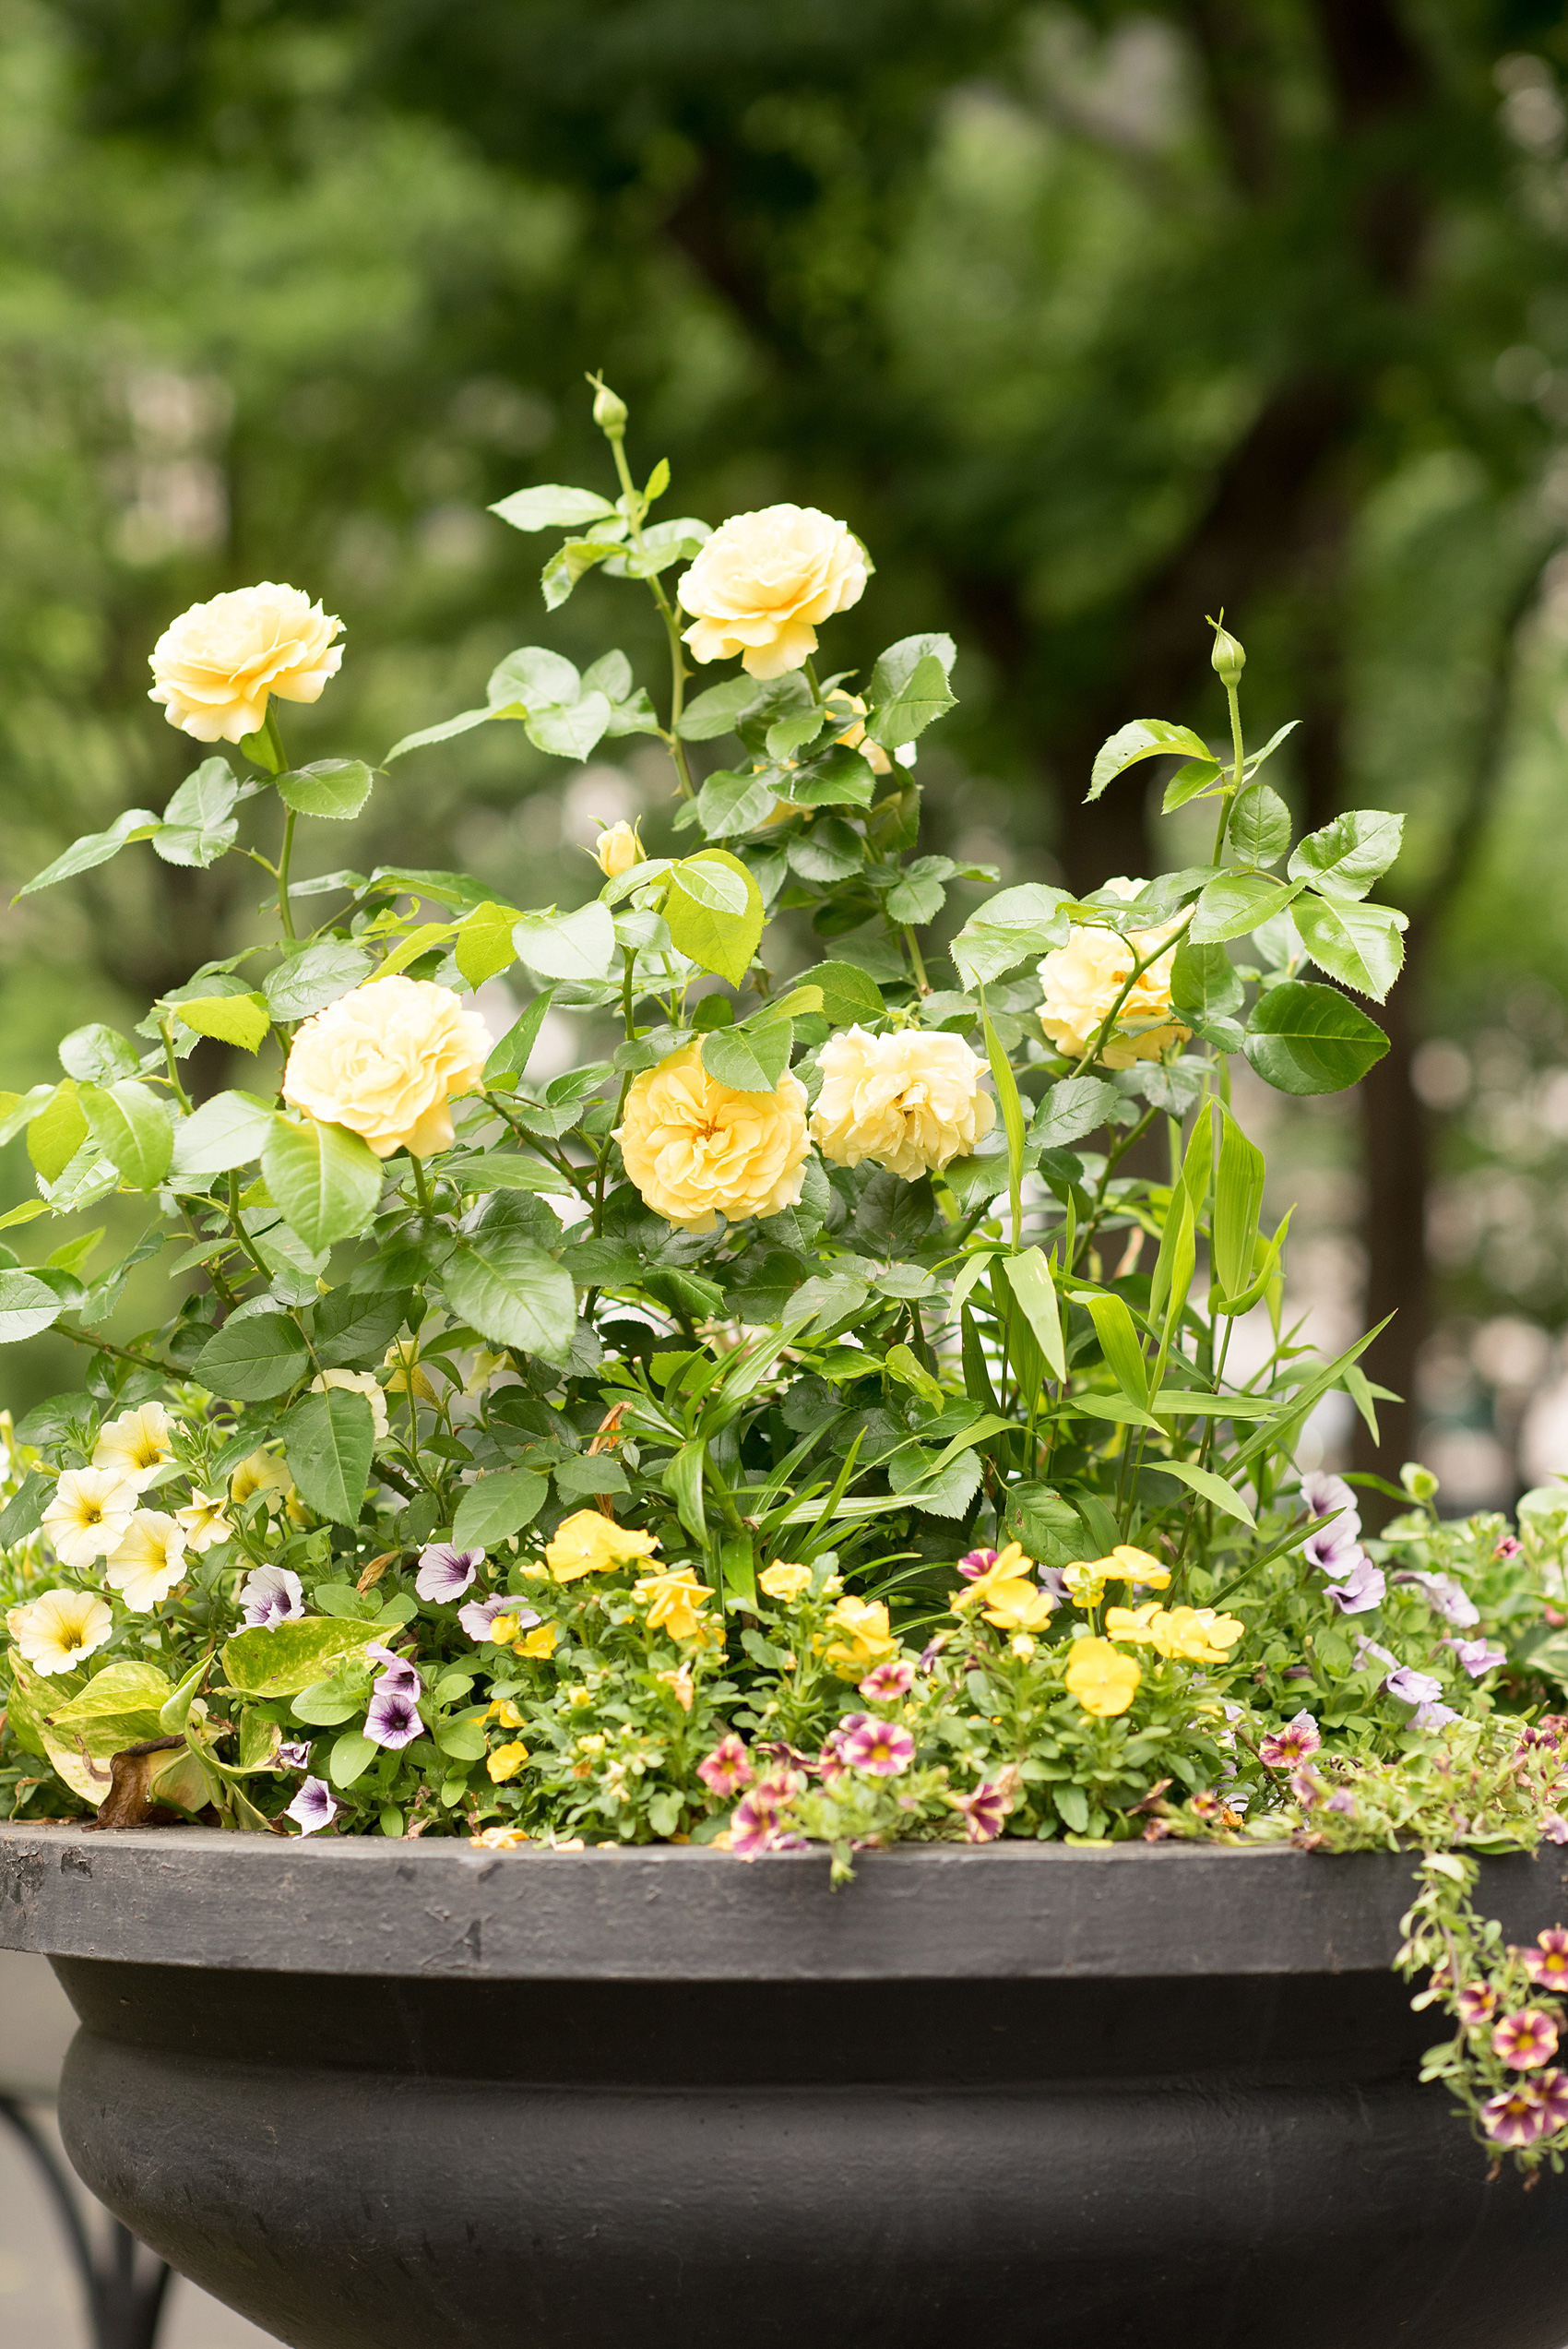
[
  {"xmin": 92, "ymin": 1401, "xmax": 176, "ymax": 1493},
  {"xmin": 633, "ymin": 1566, "xmax": 717, "ymax": 1644},
  {"xmin": 148, "ymin": 582, "xmax": 343, "ymax": 744},
  {"xmin": 41, "ymin": 1468, "xmax": 137, "ymax": 1568},
  {"xmin": 614, "ymin": 1043, "xmax": 809, "ymax": 1235},
  {"xmin": 486, "ymin": 1740, "xmax": 530, "ymax": 1783},
  {"xmin": 6, "ymin": 1586, "xmax": 113, "ymax": 1676},
  {"xmin": 821, "ymin": 1594, "xmax": 897, "ymax": 1679},
  {"xmin": 544, "ymin": 1509, "xmax": 660, "ymax": 1583},
  {"xmin": 759, "ymin": 1559, "xmax": 813, "ymax": 1603},
  {"xmin": 676, "ymin": 504, "xmax": 868, "ymax": 680},
  {"xmin": 283, "ymin": 976, "xmax": 492, "ymax": 1161},
  {"xmin": 1038, "ymin": 880, "xmax": 1192, "ymax": 1068},
  {"xmin": 810, "ymin": 1026, "xmax": 994, "ymax": 1182},
  {"xmin": 104, "ymin": 1510, "xmax": 188, "ymax": 1613},
  {"xmin": 594, "ymin": 820, "xmax": 642, "ymax": 877},
  {"xmin": 1064, "ymin": 1637, "xmax": 1142, "ymax": 1719}
]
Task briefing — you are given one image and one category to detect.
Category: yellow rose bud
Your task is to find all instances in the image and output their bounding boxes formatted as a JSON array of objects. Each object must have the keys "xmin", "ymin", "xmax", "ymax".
[
  {"xmin": 1037, "ymin": 882, "xmax": 1191, "ymax": 1069},
  {"xmin": 810, "ymin": 1026, "xmax": 994, "ymax": 1182},
  {"xmin": 759, "ymin": 1559, "xmax": 813, "ymax": 1602},
  {"xmin": 148, "ymin": 582, "xmax": 343, "ymax": 744},
  {"xmin": 613, "ymin": 1042, "xmax": 809, "ymax": 1235},
  {"xmin": 676, "ymin": 505, "xmax": 868, "ymax": 680},
  {"xmin": 1064, "ymin": 1637, "xmax": 1142, "ymax": 1719},
  {"xmin": 486, "ymin": 1740, "xmax": 530, "ymax": 1783},
  {"xmin": 594, "ymin": 819, "xmax": 642, "ymax": 878},
  {"xmin": 282, "ymin": 976, "xmax": 492, "ymax": 1160},
  {"xmin": 544, "ymin": 1509, "xmax": 660, "ymax": 1583}
]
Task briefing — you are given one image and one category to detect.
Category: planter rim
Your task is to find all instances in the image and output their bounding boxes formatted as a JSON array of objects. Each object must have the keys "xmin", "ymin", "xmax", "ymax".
[{"xmin": 3, "ymin": 1821, "xmax": 1564, "ymax": 1983}]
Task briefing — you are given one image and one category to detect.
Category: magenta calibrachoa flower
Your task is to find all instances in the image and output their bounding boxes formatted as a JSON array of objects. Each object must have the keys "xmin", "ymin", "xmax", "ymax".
[
  {"xmin": 1482, "ymin": 2070, "xmax": 1568, "ymax": 2146},
  {"xmin": 1523, "ymin": 1929, "xmax": 1568, "ymax": 1992},
  {"xmin": 1457, "ymin": 1981, "xmax": 1499, "ymax": 2026},
  {"xmin": 286, "ymin": 1777, "xmax": 339, "ymax": 1836},
  {"xmin": 696, "ymin": 1735, "xmax": 754, "ymax": 1798},
  {"xmin": 955, "ymin": 1781, "xmax": 1010, "ymax": 1842},
  {"xmin": 1491, "ymin": 2009, "xmax": 1561, "ymax": 2069},
  {"xmin": 956, "ymin": 1547, "xmax": 998, "ymax": 1580},
  {"xmin": 1259, "ymin": 1710, "xmax": 1321, "ymax": 1769},
  {"xmin": 841, "ymin": 1718, "xmax": 915, "ymax": 1777},
  {"xmin": 859, "ymin": 1659, "xmax": 915, "ymax": 1702},
  {"xmin": 414, "ymin": 1544, "xmax": 484, "ymax": 1603},
  {"xmin": 729, "ymin": 1769, "xmax": 807, "ymax": 1859}
]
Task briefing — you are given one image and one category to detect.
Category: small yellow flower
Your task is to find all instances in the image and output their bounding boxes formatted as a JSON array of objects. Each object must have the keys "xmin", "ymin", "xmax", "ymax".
[
  {"xmin": 634, "ymin": 1566, "xmax": 718, "ymax": 1644},
  {"xmin": 1009, "ymin": 1631, "xmax": 1037, "ymax": 1660},
  {"xmin": 759, "ymin": 1559, "xmax": 813, "ymax": 1603},
  {"xmin": 92, "ymin": 1401, "xmax": 176, "ymax": 1493},
  {"xmin": 1062, "ymin": 1558, "xmax": 1111, "ymax": 1609},
  {"xmin": 1064, "ymin": 1638, "xmax": 1142, "ymax": 1719},
  {"xmin": 104, "ymin": 1511, "xmax": 188, "ymax": 1614},
  {"xmin": 383, "ymin": 1340, "xmax": 437, "ymax": 1402},
  {"xmin": 175, "ymin": 1491, "xmax": 232, "ymax": 1553},
  {"xmin": 486, "ymin": 1740, "xmax": 530, "ymax": 1783},
  {"xmin": 41, "ymin": 1469, "xmax": 137, "ymax": 1569},
  {"xmin": 6, "ymin": 1586, "xmax": 113, "ymax": 1676},
  {"xmin": 952, "ymin": 1544, "xmax": 1052, "ymax": 1631},
  {"xmin": 486, "ymin": 1697, "xmax": 526, "ymax": 1728},
  {"xmin": 659, "ymin": 1662, "xmax": 696, "ymax": 1711},
  {"xmin": 544, "ymin": 1510, "xmax": 660, "ymax": 1583},
  {"xmin": 825, "ymin": 689, "xmax": 892, "ymax": 776},
  {"xmin": 230, "ymin": 1450, "xmax": 293, "ymax": 1511},
  {"xmin": 821, "ymin": 1594, "xmax": 897, "ymax": 1679},
  {"xmin": 517, "ymin": 1620, "xmax": 560, "ymax": 1660},
  {"xmin": 1103, "ymin": 1602, "xmax": 1164, "ymax": 1645},
  {"xmin": 470, "ymin": 1823, "xmax": 529, "ymax": 1850},
  {"xmin": 594, "ymin": 819, "xmax": 643, "ymax": 877},
  {"xmin": 1106, "ymin": 1544, "xmax": 1170, "ymax": 1589},
  {"xmin": 1102, "ymin": 1603, "xmax": 1243, "ymax": 1665}
]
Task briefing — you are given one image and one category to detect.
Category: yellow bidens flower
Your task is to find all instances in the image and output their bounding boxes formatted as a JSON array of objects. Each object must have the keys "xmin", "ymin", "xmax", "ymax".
[
  {"xmin": 544, "ymin": 1510, "xmax": 660, "ymax": 1584},
  {"xmin": 42, "ymin": 1468, "xmax": 137, "ymax": 1569},
  {"xmin": 1038, "ymin": 880, "xmax": 1192, "ymax": 1068},
  {"xmin": 759, "ymin": 1559, "xmax": 813, "ymax": 1603},
  {"xmin": 951, "ymin": 1544, "xmax": 1055, "ymax": 1632},
  {"xmin": 175, "ymin": 1492, "xmax": 232, "ymax": 1554},
  {"xmin": 821, "ymin": 1594, "xmax": 897, "ymax": 1679},
  {"xmin": 810, "ymin": 1027, "xmax": 994, "ymax": 1183},
  {"xmin": 1103, "ymin": 1604, "xmax": 1245, "ymax": 1666},
  {"xmin": 676, "ymin": 504, "xmax": 868, "ymax": 680},
  {"xmin": 1064, "ymin": 1637, "xmax": 1142, "ymax": 1719},
  {"xmin": 486, "ymin": 1740, "xmax": 530, "ymax": 1783},
  {"xmin": 614, "ymin": 1043, "xmax": 809, "ymax": 1236},
  {"xmin": 283, "ymin": 975, "xmax": 492, "ymax": 1162},
  {"xmin": 634, "ymin": 1566, "xmax": 717, "ymax": 1644},
  {"xmin": 92, "ymin": 1401, "xmax": 176, "ymax": 1493},
  {"xmin": 594, "ymin": 819, "xmax": 643, "ymax": 877},
  {"xmin": 148, "ymin": 582, "xmax": 343, "ymax": 744},
  {"xmin": 6, "ymin": 1586, "xmax": 113, "ymax": 1676},
  {"xmin": 105, "ymin": 1510, "xmax": 188, "ymax": 1613},
  {"xmin": 309, "ymin": 1368, "xmax": 390, "ymax": 1442}
]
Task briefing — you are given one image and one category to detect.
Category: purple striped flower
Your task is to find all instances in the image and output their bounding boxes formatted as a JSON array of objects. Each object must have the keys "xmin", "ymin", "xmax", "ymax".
[
  {"xmin": 1324, "ymin": 1554, "xmax": 1385, "ymax": 1615},
  {"xmin": 458, "ymin": 1591, "xmax": 540, "ymax": 1643},
  {"xmin": 286, "ymin": 1776, "xmax": 339, "ymax": 1836},
  {"xmin": 275, "ymin": 1739, "xmax": 313, "ymax": 1771},
  {"xmin": 956, "ymin": 1780, "xmax": 1010, "ymax": 1842},
  {"xmin": 957, "ymin": 1548, "xmax": 998, "ymax": 1580},
  {"xmin": 364, "ymin": 1686, "xmax": 422, "ymax": 1749},
  {"xmin": 415, "ymin": 1544, "xmax": 484, "ymax": 1603},
  {"xmin": 1443, "ymin": 1635, "xmax": 1505, "ymax": 1679},
  {"xmin": 840, "ymin": 1718, "xmax": 915, "ymax": 1777},
  {"xmin": 366, "ymin": 1642, "xmax": 422, "ymax": 1701},
  {"xmin": 238, "ymin": 1565, "xmax": 304, "ymax": 1629},
  {"xmin": 1259, "ymin": 1711, "xmax": 1321, "ymax": 1769}
]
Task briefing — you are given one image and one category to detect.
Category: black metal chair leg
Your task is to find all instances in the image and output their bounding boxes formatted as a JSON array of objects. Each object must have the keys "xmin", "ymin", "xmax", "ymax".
[{"xmin": 0, "ymin": 2093, "xmax": 173, "ymax": 2349}]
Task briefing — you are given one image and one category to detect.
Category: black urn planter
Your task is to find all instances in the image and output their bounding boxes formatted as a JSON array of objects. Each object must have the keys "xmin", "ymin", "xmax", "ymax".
[{"xmin": 4, "ymin": 1825, "xmax": 1568, "ymax": 2349}]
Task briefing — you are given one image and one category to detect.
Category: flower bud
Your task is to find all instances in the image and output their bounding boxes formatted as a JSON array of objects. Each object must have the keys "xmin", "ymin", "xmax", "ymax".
[
  {"xmin": 591, "ymin": 378, "xmax": 628, "ymax": 436},
  {"xmin": 594, "ymin": 819, "xmax": 642, "ymax": 878},
  {"xmin": 1209, "ymin": 621, "xmax": 1246, "ymax": 686}
]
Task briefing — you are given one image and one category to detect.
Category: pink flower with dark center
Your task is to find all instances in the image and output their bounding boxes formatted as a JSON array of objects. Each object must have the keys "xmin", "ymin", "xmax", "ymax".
[
  {"xmin": 1259, "ymin": 1711, "xmax": 1322, "ymax": 1770},
  {"xmin": 860, "ymin": 1659, "xmax": 916, "ymax": 1702},
  {"xmin": 1495, "ymin": 1536, "xmax": 1523, "ymax": 1561},
  {"xmin": 1544, "ymin": 1816, "xmax": 1568, "ymax": 1846},
  {"xmin": 956, "ymin": 1781, "xmax": 1010, "ymax": 1842},
  {"xmin": 1325, "ymin": 1789, "xmax": 1355, "ymax": 1815},
  {"xmin": 1456, "ymin": 1982, "xmax": 1498, "ymax": 2026},
  {"xmin": 840, "ymin": 1718, "xmax": 916, "ymax": 1777},
  {"xmin": 1289, "ymin": 1767, "xmax": 1324, "ymax": 1809},
  {"xmin": 1523, "ymin": 1929, "xmax": 1568, "ymax": 1991},
  {"xmin": 727, "ymin": 1768, "xmax": 806, "ymax": 1860},
  {"xmin": 696, "ymin": 1735, "xmax": 754, "ymax": 1798},
  {"xmin": 1493, "ymin": 2009, "xmax": 1561, "ymax": 2069},
  {"xmin": 1482, "ymin": 2070, "xmax": 1568, "ymax": 2146},
  {"xmin": 957, "ymin": 1548, "xmax": 998, "ymax": 1580},
  {"xmin": 918, "ymin": 1634, "xmax": 949, "ymax": 1672}
]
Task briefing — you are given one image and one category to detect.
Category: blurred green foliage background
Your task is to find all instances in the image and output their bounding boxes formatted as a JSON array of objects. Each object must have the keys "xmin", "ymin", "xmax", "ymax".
[{"xmin": 3, "ymin": 0, "xmax": 1568, "ymax": 1509}]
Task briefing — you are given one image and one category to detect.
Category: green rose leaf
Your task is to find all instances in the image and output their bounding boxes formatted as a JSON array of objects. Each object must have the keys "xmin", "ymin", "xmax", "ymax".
[
  {"xmin": 1287, "ymin": 809, "xmax": 1405, "ymax": 900},
  {"xmin": 277, "ymin": 760, "xmax": 375, "ymax": 821},
  {"xmin": 791, "ymin": 960, "xmax": 885, "ymax": 1027},
  {"xmin": 445, "ymin": 1201, "xmax": 576, "ymax": 1364},
  {"xmin": 678, "ymin": 674, "xmax": 766, "ymax": 742},
  {"xmin": 279, "ymin": 1385, "xmax": 377, "ymax": 1524},
  {"xmin": 27, "ymin": 1083, "xmax": 88, "ymax": 1179},
  {"xmin": 1188, "ymin": 872, "xmax": 1302, "ymax": 945},
  {"xmin": 262, "ymin": 1115, "xmax": 384, "ymax": 1254},
  {"xmin": 884, "ymin": 855, "xmax": 951, "ymax": 925},
  {"xmin": 174, "ymin": 994, "xmax": 271, "ymax": 1053},
  {"xmin": 489, "ymin": 483, "xmax": 617, "ymax": 532},
  {"xmin": 1170, "ymin": 939, "xmax": 1244, "ymax": 1028},
  {"xmin": 0, "ymin": 1271, "xmax": 65, "ymax": 1343},
  {"xmin": 386, "ymin": 707, "xmax": 493, "ymax": 762},
  {"xmin": 950, "ymin": 883, "xmax": 1072, "ymax": 988},
  {"xmin": 194, "ymin": 1309, "xmax": 311, "ymax": 1400},
  {"xmin": 171, "ymin": 1089, "xmax": 277, "ymax": 1179},
  {"xmin": 263, "ymin": 941, "xmax": 374, "ymax": 1021},
  {"xmin": 484, "ymin": 987, "xmax": 556, "ymax": 1082},
  {"xmin": 58, "ymin": 1024, "xmax": 139, "ymax": 1083},
  {"xmin": 700, "ymin": 1019, "xmax": 793, "ymax": 1092},
  {"xmin": 779, "ymin": 744, "xmax": 878, "ymax": 809},
  {"xmin": 868, "ymin": 632, "xmax": 956, "ymax": 707},
  {"xmin": 541, "ymin": 538, "xmax": 613, "ymax": 610},
  {"xmin": 1227, "ymin": 783, "xmax": 1291, "ymax": 868},
  {"xmin": 17, "ymin": 805, "xmax": 160, "ymax": 898},
  {"xmin": 866, "ymin": 654, "xmax": 956, "ymax": 751},
  {"xmin": 1161, "ymin": 757, "xmax": 1224, "ymax": 814},
  {"xmin": 787, "ymin": 817, "xmax": 863, "ymax": 887},
  {"xmin": 78, "ymin": 1079, "xmax": 173, "ymax": 1190},
  {"xmin": 222, "ymin": 1616, "xmax": 377, "ymax": 1699},
  {"xmin": 512, "ymin": 900, "xmax": 617, "ymax": 984},
  {"xmin": 152, "ymin": 757, "xmax": 241, "ymax": 868},
  {"xmin": 663, "ymin": 850, "xmax": 765, "ymax": 986},
  {"xmin": 1244, "ymin": 980, "xmax": 1389, "ymax": 1095},
  {"xmin": 456, "ymin": 900, "xmax": 522, "ymax": 990},
  {"xmin": 1086, "ymin": 719, "xmax": 1213, "ymax": 805},
  {"xmin": 451, "ymin": 1468, "xmax": 551, "ymax": 1551},
  {"xmin": 526, "ymin": 691, "xmax": 612, "ymax": 763},
  {"xmin": 695, "ymin": 768, "xmax": 775, "ymax": 838},
  {"xmin": 313, "ymin": 1285, "xmax": 411, "ymax": 1370},
  {"xmin": 1290, "ymin": 893, "xmax": 1407, "ymax": 1003},
  {"xmin": 1028, "ymin": 1076, "xmax": 1123, "ymax": 1150}
]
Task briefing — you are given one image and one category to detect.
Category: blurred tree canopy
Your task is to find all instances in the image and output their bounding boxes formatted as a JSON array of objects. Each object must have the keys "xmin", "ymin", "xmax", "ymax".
[{"xmin": 4, "ymin": 0, "xmax": 1568, "ymax": 1491}]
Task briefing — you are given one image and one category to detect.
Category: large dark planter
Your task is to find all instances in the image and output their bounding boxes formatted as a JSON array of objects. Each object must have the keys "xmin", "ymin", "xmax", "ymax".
[{"xmin": 3, "ymin": 1825, "xmax": 1568, "ymax": 2349}]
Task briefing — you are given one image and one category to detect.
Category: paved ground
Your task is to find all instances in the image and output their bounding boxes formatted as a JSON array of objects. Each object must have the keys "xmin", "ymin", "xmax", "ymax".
[{"xmin": 0, "ymin": 1951, "xmax": 272, "ymax": 2349}]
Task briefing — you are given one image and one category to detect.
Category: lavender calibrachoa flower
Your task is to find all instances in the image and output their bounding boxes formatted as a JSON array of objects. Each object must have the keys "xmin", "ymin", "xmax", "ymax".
[
  {"xmin": 414, "ymin": 1544, "xmax": 484, "ymax": 1603},
  {"xmin": 275, "ymin": 1739, "xmax": 313, "ymax": 1771},
  {"xmin": 1397, "ymin": 1570, "xmax": 1480, "ymax": 1628},
  {"xmin": 366, "ymin": 1643, "xmax": 422, "ymax": 1701},
  {"xmin": 1324, "ymin": 1554, "xmax": 1386, "ymax": 1616},
  {"xmin": 1444, "ymin": 1636, "xmax": 1506, "ymax": 1679},
  {"xmin": 286, "ymin": 1777, "xmax": 339, "ymax": 1836},
  {"xmin": 238, "ymin": 1565, "xmax": 304, "ymax": 1628},
  {"xmin": 364, "ymin": 1685, "xmax": 423, "ymax": 1750},
  {"xmin": 457, "ymin": 1592, "xmax": 540, "ymax": 1643}
]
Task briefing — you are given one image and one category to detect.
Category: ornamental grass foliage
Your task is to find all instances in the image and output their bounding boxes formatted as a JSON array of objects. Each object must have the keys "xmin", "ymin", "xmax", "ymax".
[{"xmin": 4, "ymin": 387, "xmax": 1568, "ymax": 2153}]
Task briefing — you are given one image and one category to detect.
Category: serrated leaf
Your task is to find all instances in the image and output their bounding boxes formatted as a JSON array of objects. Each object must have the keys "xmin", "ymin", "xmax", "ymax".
[
  {"xmin": 1170, "ymin": 939, "xmax": 1243, "ymax": 1029},
  {"xmin": 791, "ymin": 960, "xmax": 885, "ymax": 1027},
  {"xmin": 885, "ymin": 856, "xmax": 949, "ymax": 924},
  {"xmin": 700, "ymin": 1020, "xmax": 792, "ymax": 1092},
  {"xmin": 445, "ymin": 1213, "xmax": 576, "ymax": 1365},
  {"xmin": 1288, "ymin": 808, "xmax": 1404, "ymax": 900},
  {"xmin": 950, "ymin": 884, "xmax": 1072, "ymax": 989},
  {"xmin": 662, "ymin": 850, "xmax": 764, "ymax": 986},
  {"xmin": 787, "ymin": 817, "xmax": 862, "ymax": 887},
  {"xmin": 1227, "ymin": 783, "xmax": 1291, "ymax": 867},
  {"xmin": 194, "ymin": 1310, "xmax": 310, "ymax": 1400},
  {"xmin": 279, "ymin": 1385, "xmax": 376, "ymax": 1524},
  {"xmin": 263, "ymin": 942, "xmax": 374, "ymax": 1021},
  {"xmin": 277, "ymin": 760, "xmax": 374, "ymax": 820},
  {"xmin": 0, "ymin": 1271, "xmax": 64, "ymax": 1343},
  {"xmin": 512, "ymin": 900, "xmax": 617, "ymax": 983},
  {"xmin": 677, "ymin": 675, "xmax": 766, "ymax": 741},
  {"xmin": 451, "ymin": 1469, "xmax": 550, "ymax": 1550},
  {"xmin": 868, "ymin": 633, "xmax": 956, "ymax": 706},
  {"xmin": 174, "ymin": 994, "xmax": 271, "ymax": 1052},
  {"xmin": 1087, "ymin": 720, "xmax": 1212, "ymax": 805},
  {"xmin": 541, "ymin": 538, "xmax": 612, "ymax": 610},
  {"xmin": 526, "ymin": 690, "xmax": 612, "ymax": 762},
  {"xmin": 766, "ymin": 709, "xmax": 828, "ymax": 763},
  {"xmin": 375, "ymin": 920, "xmax": 455, "ymax": 979},
  {"xmin": 27, "ymin": 1084, "xmax": 87, "ymax": 1182},
  {"xmin": 489, "ymin": 483, "xmax": 617, "ymax": 531},
  {"xmin": 695, "ymin": 768, "xmax": 775, "ymax": 838},
  {"xmin": 1028, "ymin": 1076, "xmax": 1122, "ymax": 1150},
  {"xmin": 263, "ymin": 1115, "xmax": 384, "ymax": 1254},
  {"xmin": 171, "ymin": 1090, "xmax": 277, "ymax": 1179},
  {"xmin": 386, "ymin": 707, "xmax": 493, "ymax": 762},
  {"xmin": 222, "ymin": 1616, "xmax": 376, "ymax": 1699},
  {"xmin": 484, "ymin": 988, "xmax": 556, "ymax": 1082},
  {"xmin": 455, "ymin": 900, "xmax": 522, "ymax": 990},
  {"xmin": 867, "ymin": 653, "xmax": 956, "ymax": 751},
  {"xmin": 1243, "ymin": 981, "xmax": 1389, "ymax": 1095},
  {"xmin": 1161, "ymin": 757, "xmax": 1224, "ymax": 813},
  {"xmin": 79, "ymin": 1079, "xmax": 172, "ymax": 1190},
  {"xmin": 778, "ymin": 744, "xmax": 877, "ymax": 808},
  {"xmin": 488, "ymin": 645, "xmax": 581, "ymax": 709},
  {"xmin": 1291, "ymin": 893, "xmax": 1406, "ymax": 1003},
  {"xmin": 18, "ymin": 805, "xmax": 160, "ymax": 897},
  {"xmin": 1189, "ymin": 872, "xmax": 1302, "ymax": 945}
]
